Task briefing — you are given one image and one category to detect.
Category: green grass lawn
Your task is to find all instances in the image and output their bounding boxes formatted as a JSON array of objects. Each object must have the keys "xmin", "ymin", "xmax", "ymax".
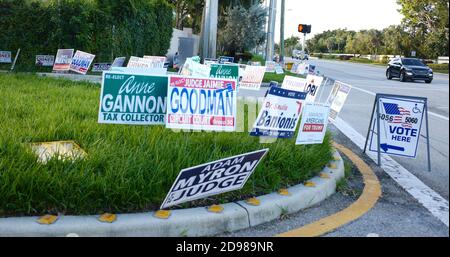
[
  {"xmin": 262, "ymin": 70, "xmax": 305, "ymax": 84},
  {"xmin": 0, "ymin": 73, "xmax": 333, "ymax": 217}
]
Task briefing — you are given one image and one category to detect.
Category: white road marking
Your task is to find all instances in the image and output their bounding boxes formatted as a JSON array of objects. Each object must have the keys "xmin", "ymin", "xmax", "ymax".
[
  {"xmin": 352, "ymin": 86, "xmax": 450, "ymax": 121},
  {"xmin": 333, "ymin": 117, "xmax": 449, "ymax": 227}
]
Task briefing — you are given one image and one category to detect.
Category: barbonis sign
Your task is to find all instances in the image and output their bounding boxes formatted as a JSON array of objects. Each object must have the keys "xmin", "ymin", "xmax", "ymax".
[
  {"xmin": 166, "ymin": 76, "xmax": 237, "ymax": 131},
  {"xmin": 160, "ymin": 149, "xmax": 269, "ymax": 209},
  {"xmin": 98, "ymin": 72, "xmax": 168, "ymax": 125},
  {"xmin": 250, "ymin": 87, "xmax": 307, "ymax": 138}
]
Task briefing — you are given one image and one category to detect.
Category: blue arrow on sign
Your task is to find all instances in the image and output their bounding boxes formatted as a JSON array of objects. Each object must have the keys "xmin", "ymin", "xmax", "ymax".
[{"xmin": 380, "ymin": 143, "xmax": 405, "ymax": 152}]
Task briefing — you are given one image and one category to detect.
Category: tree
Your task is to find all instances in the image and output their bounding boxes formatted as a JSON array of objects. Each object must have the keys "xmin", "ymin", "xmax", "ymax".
[
  {"xmin": 397, "ymin": 0, "xmax": 449, "ymax": 58},
  {"xmin": 218, "ymin": 3, "xmax": 266, "ymax": 55}
]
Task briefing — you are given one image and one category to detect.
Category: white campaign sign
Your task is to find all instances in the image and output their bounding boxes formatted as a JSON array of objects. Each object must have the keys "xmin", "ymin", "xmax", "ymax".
[
  {"xmin": 369, "ymin": 96, "xmax": 425, "ymax": 158},
  {"xmin": 281, "ymin": 76, "xmax": 306, "ymax": 92},
  {"xmin": 0, "ymin": 51, "xmax": 12, "ymax": 63},
  {"xmin": 160, "ymin": 149, "xmax": 268, "ymax": 209},
  {"xmin": 240, "ymin": 66, "xmax": 266, "ymax": 91},
  {"xmin": 303, "ymin": 75, "xmax": 324, "ymax": 103},
  {"xmin": 180, "ymin": 58, "xmax": 211, "ymax": 78},
  {"xmin": 326, "ymin": 81, "xmax": 352, "ymax": 122},
  {"xmin": 296, "ymin": 103, "xmax": 330, "ymax": 145}
]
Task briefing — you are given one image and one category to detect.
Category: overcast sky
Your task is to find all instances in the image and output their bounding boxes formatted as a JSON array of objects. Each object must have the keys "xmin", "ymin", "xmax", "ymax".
[{"xmin": 270, "ymin": 0, "xmax": 404, "ymax": 43}]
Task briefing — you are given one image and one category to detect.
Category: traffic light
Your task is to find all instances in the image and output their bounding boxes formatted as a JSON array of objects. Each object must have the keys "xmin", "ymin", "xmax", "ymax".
[{"xmin": 298, "ymin": 24, "xmax": 312, "ymax": 34}]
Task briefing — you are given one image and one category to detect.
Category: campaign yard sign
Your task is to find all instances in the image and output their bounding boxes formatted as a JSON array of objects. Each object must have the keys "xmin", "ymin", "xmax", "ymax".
[
  {"xmin": 265, "ymin": 61, "xmax": 276, "ymax": 73},
  {"xmin": 295, "ymin": 103, "xmax": 331, "ymax": 145},
  {"xmin": 281, "ymin": 76, "xmax": 306, "ymax": 92},
  {"xmin": 160, "ymin": 149, "xmax": 269, "ymax": 209},
  {"xmin": 127, "ymin": 56, "xmax": 159, "ymax": 69},
  {"xmin": 239, "ymin": 66, "xmax": 266, "ymax": 91},
  {"xmin": 180, "ymin": 58, "xmax": 211, "ymax": 78},
  {"xmin": 166, "ymin": 76, "xmax": 237, "ymax": 132},
  {"xmin": 35, "ymin": 55, "xmax": 54, "ymax": 66},
  {"xmin": 209, "ymin": 64, "xmax": 239, "ymax": 81},
  {"xmin": 304, "ymin": 75, "xmax": 324, "ymax": 103},
  {"xmin": 0, "ymin": 51, "xmax": 12, "ymax": 63},
  {"xmin": 53, "ymin": 49, "xmax": 74, "ymax": 72},
  {"xmin": 70, "ymin": 50, "xmax": 95, "ymax": 75},
  {"xmin": 326, "ymin": 81, "xmax": 352, "ymax": 122},
  {"xmin": 275, "ymin": 64, "xmax": 284, "ymax": 74},
  {"xmin": 143, "ymin": 56, "xmax": 166, "ymax": 69},
  {"xmin": 98, "ymin": 72, "xmax": 168, "ymax": 125},
  {"xmin": 369, "ymin": 96, "xmax": 425, "ymax": 158},
  {"xmin": 112, "ymin": 57, "xmax": 126, "ymax": 67},
  {"xmin": 92, "ymin": 63, "xmax": 112, "ymax": 72},
  {"xmin": 250, "ymin": 87, "xmax": 307, "ymax": 138},
  {"xmin": 204, "ymin": 58, "xmax": 219, "ymax": 66},
  {"xmin": 219, "ymin": 56, "xmax": 234, "ymax": 64}
]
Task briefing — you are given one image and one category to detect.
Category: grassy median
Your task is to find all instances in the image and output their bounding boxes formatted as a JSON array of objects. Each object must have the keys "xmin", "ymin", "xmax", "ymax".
[{"xmin": 0, "ymin": 73, "xmax": 333, "ymax": 216}]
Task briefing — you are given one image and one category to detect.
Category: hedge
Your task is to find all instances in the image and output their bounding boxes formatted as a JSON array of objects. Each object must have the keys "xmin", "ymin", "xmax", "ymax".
[{"xmin": 0, "ymin": 0, "xmax": 173, "ymax": 71}]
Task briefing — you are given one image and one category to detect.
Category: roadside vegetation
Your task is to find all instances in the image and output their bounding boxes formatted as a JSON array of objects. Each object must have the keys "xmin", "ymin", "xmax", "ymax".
[{"xmin": 0, "ymin": 73, "xmax": 333, "ymax": 217}]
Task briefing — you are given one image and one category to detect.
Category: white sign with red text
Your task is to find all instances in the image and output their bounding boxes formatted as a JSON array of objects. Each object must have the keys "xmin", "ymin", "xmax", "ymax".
[{"xmin": 295, "ymin": 103, "xmax": 330, "ymax": 145}]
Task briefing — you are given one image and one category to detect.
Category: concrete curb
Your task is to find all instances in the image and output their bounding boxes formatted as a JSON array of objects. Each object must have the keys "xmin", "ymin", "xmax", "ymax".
[
  {"xmin": 0, "ymin": 151, "xmax": 344, "ymax": 237},
  {"xmin": 37, "ymin": 73, "xmax": 102, "ymax": 84}
]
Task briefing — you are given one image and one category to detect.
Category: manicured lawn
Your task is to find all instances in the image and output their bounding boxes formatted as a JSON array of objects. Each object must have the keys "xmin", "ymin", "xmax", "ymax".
[
  {"xmin": 0, "ymin": 73, "xmax": 333, "ymax": 216},
  {"xmin": 262, "ymin": 70, "xmax": 305, "ymax": 83}
]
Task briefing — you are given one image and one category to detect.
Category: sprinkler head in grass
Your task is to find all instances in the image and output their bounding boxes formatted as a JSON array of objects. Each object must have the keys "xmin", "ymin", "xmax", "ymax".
[
  {"xmin": 278, "ymin": 188, "xmax": 290, "ymax": 196},
  {"xmin": 246, "ymin": 197, "xmax": 261, "ymax": 206},
  {"xmin": 30, "ymin": 141, "xmax": 87, "ymax": 164},
  {"xmin": 207, "ymin": 205, "xmax": 224, "ymax": 213},
  {"xmin": 319, "ymin": 173, "xmax": 330, "ymax": 179},
  {"xmin": 37, "ymin": 214, "xmax": 58, "ymax": 225},
  {"xmin": 98, "ymin": 213, "xmax": 117, "ymax": 223},
  {"xmin": 154, "ymin": 210, "xmax": 171, "ymax": 219},
  {"xmin": 304, "ymin": 181, "xmax": 316, "ymax": 187}
]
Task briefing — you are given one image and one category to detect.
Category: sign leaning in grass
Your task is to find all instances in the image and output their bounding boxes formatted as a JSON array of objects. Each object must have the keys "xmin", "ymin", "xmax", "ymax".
[
  {"xmin": 53, "ymin": 49, "xmax": 74, "ymax": 72},
  {"xmin": 166, "ymin": 76, "xmax": 237, "ymax": 131},
  {"xmin": 296, "ymin": 103, "xmax": 330, "ymax": 145},
  {"xmin": 70, "ymin": 50, "xmax": 95, "ymax": 75},
  {"xmin": 98, "ymin": 71, "xmax": 168, "ymax": 125},
  {"xmin": 35, "ymin": 55, "xmax": 54, "ymax": 66},
  {"xmin": 0, "ymin": 51, "xmax": 12, "ymax": 63},
  {"xmin": 161, "ymin": 149, "xmax": 269, "ymax": 209},
  {"xmin": 250, "ymin": 87, "xmax": 307, "ymax": 138},
  {"xmin": 209, "ymin": 64, "xmax": 239, "ymax": 81}
]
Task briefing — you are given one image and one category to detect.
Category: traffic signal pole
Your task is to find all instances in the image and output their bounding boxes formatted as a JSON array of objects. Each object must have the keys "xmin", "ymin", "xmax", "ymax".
[{"xmin": 280, "ymin": 0, "xmax": 285, "ymax": 63}]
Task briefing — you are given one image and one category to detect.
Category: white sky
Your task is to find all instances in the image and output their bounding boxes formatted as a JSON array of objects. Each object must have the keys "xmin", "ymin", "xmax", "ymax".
[{"xmin": 270, "ymin": 0, "xmax": 404, "ymax": 43}]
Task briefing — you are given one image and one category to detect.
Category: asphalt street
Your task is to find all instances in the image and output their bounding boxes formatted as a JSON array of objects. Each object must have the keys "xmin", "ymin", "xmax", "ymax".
[
  {"xmin": 309, "ymin": 59, "xmax": 449, "ymax": 200},
  {"xmin": 235, "ymin": 60, "xmax": 449, "ymax": 236}
]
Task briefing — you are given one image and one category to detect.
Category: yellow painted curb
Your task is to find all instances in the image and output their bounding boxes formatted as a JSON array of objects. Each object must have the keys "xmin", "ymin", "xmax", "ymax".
[
  {"xmin": 246, "ymin": 197, "xmax": 261, "ymax": 206},
  {"xmin": 154, "ymin": 210, "xmax": 171, "ymax": 219},
  {"xmin": 304, "ymin": 181, "xmax": 316, "ymax": 187},
  {"xmin": 327, "ymin": 163, "xmax": 337, "ymax": 169},
  {"xmin": 277, "ymin": 142, "xmax": 382, "ymax": 237},
  {"xmin": 278, "ymin": 189, "xmax": 290, "ymax": 196},
  {"xmin": 319, "ymin": 173, "xmax": 330, "ymax": 179},
  {"xmin": 37, "ymin": 215, "xmax": 58, "ymax": 225},
  {"xmin": 98, "ymin": 213, "xmax": 117, "ymax": 223},
  {"xmin": 207, "ymin": 205, "xmax": 224, "ymax": 213}
]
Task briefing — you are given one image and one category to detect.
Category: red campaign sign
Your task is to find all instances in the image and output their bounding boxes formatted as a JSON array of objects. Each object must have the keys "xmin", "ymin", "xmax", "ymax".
[{"xmin": 302, "ymin": 123, "xmax": 324, "ymax": 132}]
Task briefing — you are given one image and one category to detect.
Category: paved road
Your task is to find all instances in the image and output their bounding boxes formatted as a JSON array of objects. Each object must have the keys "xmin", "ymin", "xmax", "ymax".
[
  {"xmin": 235, "ymin": 60, "xmax": 448, "ymax": 236},
  {"xmin": 308, "ymin": 59, "xmax": 449, "ymax": 200}
]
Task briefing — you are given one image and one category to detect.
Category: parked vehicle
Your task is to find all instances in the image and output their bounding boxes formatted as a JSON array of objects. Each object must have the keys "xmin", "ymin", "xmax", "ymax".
[{"xmin": 386, "ymin": 58, "xmax": 433, "ymax": 83}]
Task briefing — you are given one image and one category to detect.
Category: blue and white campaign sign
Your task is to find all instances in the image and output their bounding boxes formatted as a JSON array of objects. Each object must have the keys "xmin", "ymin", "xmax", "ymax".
[
  {"xmin": 250, "ymin": 87, "xmax": 307, "ymax": 138},
  {"xmin": 0, "ymin": 51, "xmax": 12, "ymax": 63},
  {"xmin": 111, "ymin": 57, "xmax": 126, "ymax": 67},
  {"xmin": 70, "ymin": 50, "xmax": 95, "ymax": 75},
  {"xmin": 304, "ymin": 75, "xmax": 324, "ymax": 103},
  {"xmin": 219, "ymin": 56, "xmax": 234, "ymax": 64},
  {"xmin": 160, "ymin": 149, "xmax": 268, "ymax": 209},
  {"xmin": 369, "ymin": 96, "xmax": 425, "ymax": 158},
  {"xmin": 296, "ymin": 103, "xmax": 330, "ymax": 145}
]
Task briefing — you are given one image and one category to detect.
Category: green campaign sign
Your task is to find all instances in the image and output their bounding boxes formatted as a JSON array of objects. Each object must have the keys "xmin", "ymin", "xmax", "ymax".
[
  {"xmin": 98, "ymin": 71, "xmax": 168, "ymax": 125},
  {"xmin": 209, "ymin": 64, "xmax": 239, "ymax": 80}
]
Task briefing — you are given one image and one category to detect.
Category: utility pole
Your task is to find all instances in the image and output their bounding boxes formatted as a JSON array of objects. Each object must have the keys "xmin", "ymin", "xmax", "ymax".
[
  {"xmin": 265, "ymin": 0, "xmax": 277, "ymax": 62},
  {"xmin": 280, "ymin": 0, "xmax": 285, "ymax": 63},
  {"xmin": 201, "ymin": 0, "xmax": 219, "ymax": 59}
]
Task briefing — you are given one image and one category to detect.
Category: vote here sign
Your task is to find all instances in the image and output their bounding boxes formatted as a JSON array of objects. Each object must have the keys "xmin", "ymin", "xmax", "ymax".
[{"xmin": 369, "ymin": 96, "xmax": 425, "ymax": 158}]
